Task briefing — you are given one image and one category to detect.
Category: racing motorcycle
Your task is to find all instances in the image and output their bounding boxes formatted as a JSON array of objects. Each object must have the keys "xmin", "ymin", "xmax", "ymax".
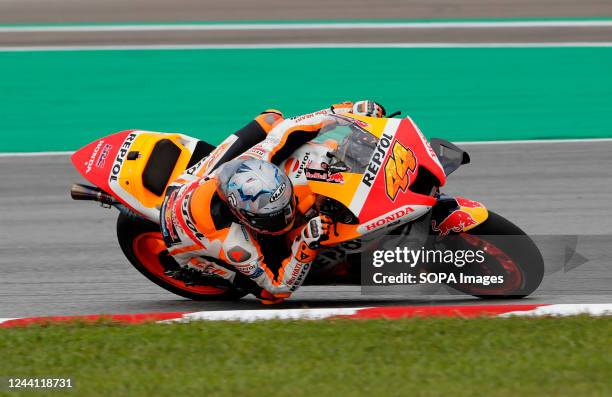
[{"xmin": 70, "ymin": 113, "xmax": 544, "ymax": 300}]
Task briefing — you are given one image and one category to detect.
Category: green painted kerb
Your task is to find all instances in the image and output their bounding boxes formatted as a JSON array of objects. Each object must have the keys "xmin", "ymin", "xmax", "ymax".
[{"xmin": 1, "ymin": 47, "xmax": 611, "ymax": 152}]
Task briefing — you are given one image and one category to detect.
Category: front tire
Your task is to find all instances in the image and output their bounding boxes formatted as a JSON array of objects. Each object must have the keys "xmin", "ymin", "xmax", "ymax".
[
  {"xmin": 116, "ymin": 213, "xmax": 246, "ymax": 301},
  {"xmin": 437, "ymin": 211, "xmax": 544, "ymax": 299}
]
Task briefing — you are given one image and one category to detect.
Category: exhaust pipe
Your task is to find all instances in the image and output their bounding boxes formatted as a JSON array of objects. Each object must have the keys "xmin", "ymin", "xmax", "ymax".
[{"xmin": 70, "ymin": 184, "xmax": 116, "ymax": 206}]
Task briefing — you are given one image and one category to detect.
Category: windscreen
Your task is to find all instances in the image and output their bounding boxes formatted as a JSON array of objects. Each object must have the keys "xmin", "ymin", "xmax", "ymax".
[{"xmin": 313, "ymin": 121, "xmax": 379, "ymax": 174}]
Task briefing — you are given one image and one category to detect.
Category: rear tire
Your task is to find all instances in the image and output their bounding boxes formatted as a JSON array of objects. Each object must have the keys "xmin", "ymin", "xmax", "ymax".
[
  {"xmin": 438, "ymin": 211, "xmax": 544, "ymax": 299},
  {"xmin": 116, "ymin": 213, "xmax": 246, "ymax": 301}
]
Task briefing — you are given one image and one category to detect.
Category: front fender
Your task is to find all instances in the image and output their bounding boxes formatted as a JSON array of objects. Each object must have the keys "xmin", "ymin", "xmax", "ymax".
[{"xmin": 431, "ymin": 195, "xmax": 488, "ymax": 236}]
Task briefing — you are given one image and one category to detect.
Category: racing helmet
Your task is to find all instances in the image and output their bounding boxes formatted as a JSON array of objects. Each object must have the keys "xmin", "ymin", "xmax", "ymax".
[{"xmin": 215, "ymin": 158, "xmax": 296, "ymax": 235}]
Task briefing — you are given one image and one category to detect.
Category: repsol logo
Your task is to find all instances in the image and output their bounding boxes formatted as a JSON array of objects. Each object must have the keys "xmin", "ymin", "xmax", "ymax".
[
  {"xmin": 181, "ymin": 192, "xmax": 206, "ymax": 241},
  {"xmin": 288, "ymin": 263, "xmax": 311, "ymax": 291},
  {"xmin": 295, "ymin": 152, "xmax": 310, "ymax": 179},
  {"xmin": 362, "ymin": 133, "xmax": 393, "ymax": 187},
  {"xmin": 109, "ymin": 133, "xmax": 137, "ymax": 182}
]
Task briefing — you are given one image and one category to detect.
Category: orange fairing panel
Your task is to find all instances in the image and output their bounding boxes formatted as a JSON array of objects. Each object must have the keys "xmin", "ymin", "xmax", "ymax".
[
  {"xmin": 116, "ymin": 133, "xmax": 192, "ymax": 209},
  {"xmin": 306, "ymin": 172, "xmax": 363, "ymax": 211},
  {"xmin": 321, "ymin": 223, "xmax": 361, "ymax": 246}
]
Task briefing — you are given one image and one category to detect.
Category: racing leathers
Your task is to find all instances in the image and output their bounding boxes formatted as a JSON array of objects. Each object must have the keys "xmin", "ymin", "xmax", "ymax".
[{"xmin": 160, "ymin": 100, "xmax": 385, "ymax": 302}]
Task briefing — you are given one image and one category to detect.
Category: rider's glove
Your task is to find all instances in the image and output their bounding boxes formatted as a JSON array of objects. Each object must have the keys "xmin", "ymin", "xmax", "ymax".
[
  {"xmin": 301, "ymin": 215, "xmax": 332, "ymax": 249},
  {"xmin": 330, "ymin": 101, "xmax": 354, "ymax": 114},
  {"xmin": 291, "ymin": 215, "xmax": 333, "ymax": 265},
  {"xmin": 352, "ymin": 100, "xmax": 386, "ymax": 118}
]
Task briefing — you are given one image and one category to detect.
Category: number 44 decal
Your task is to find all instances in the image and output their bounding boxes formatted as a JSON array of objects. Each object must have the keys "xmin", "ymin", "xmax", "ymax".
[{"xmin": 384, "ymin": 141, "xmax": 416, "ymax": 200}]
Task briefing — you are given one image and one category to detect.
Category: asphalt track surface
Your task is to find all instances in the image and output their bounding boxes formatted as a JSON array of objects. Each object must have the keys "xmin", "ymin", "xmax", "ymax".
[
  {"xmin": 3, "ymin": 26, "xmax": 612, "ymax": 47},
  {"xmin": 1, "ymin": 0, "xmax": 612, "ymax": 48},
  {"xmin": 1, "ymin": 1, "xmax": 611, "ymax": 317},
  {"xmin": 2, "ymin": 0, "xmax": 612, "ymax": 23},
  {"xmin": 1, "ymin": 141, "xmax": 611, "ymax": 317}
]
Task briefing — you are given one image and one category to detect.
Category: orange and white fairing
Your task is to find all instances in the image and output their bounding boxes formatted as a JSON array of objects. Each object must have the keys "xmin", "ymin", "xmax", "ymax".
[
  {"xmin": 71, "ymin": 130, "xmax": 200, "ymax": 221},
  {"xmin": 280, "ymin": 114, "xmax": 446, "ymax": 245}
]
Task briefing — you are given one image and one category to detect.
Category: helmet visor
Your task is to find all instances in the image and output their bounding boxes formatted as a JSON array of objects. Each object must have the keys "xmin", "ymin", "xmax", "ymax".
[{"xmin": 240, "ymin": 200, "xmax": 295, "ymax": 233}]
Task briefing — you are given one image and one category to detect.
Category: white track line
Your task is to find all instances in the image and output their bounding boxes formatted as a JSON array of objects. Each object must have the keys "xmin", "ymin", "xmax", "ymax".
[
  {"xmin": 170, "ymin": 304, "xmax": 612, "ymax": 322},
  {"xmin": 2, "ymin": 42, "xmax": 612, "ymax": 52},
  {"xmin": 168, "ymin": 307, "xmax": 366, "ymax": 322},
  {"xmin": 500, "ymin": 303, "xmax": 612, "ymax": 317},
  {"xmin": 2, "ymin": 20, "xmax": 612, "ymax": 33},
  {"xmin": 1, "ymin": 138, "xmax": 611, "ymax": 157}
]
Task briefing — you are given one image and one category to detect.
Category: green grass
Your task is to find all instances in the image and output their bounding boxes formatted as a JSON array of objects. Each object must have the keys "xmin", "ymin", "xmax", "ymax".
[{"xmin": 1, "ymin": 317, "xmax": 611, "ymax": 397}]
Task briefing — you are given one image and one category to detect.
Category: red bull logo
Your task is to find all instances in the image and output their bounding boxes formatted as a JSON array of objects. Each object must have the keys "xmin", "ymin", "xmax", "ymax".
[
  {"xmin": 456, "ymin": 197, "xmax": 483, "ymax": 209},
  {"xmin": 431, "ymin": 210, "xmax": 477, "ymax": 236},
  {"xmin": 327, "ymin": 172, "xmax": 345, "ymax": 184}
]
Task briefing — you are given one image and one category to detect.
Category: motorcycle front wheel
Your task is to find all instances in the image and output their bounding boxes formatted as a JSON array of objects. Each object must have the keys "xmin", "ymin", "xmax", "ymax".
[{"xmin": 436, "ymin": 211, "xmax": 544, "ymax": 299}]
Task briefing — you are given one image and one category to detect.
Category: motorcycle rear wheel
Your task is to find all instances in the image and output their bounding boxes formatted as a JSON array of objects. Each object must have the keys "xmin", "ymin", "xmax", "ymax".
[{"xmin": 116, "ymin": 213, "xmax": 246, "ymax": 301}]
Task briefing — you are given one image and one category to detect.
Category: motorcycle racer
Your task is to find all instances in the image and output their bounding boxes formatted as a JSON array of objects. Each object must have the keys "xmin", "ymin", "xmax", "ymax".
[{"xmin": 160, "ymin": 100, "xmax": 385, "ymax": 303}]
